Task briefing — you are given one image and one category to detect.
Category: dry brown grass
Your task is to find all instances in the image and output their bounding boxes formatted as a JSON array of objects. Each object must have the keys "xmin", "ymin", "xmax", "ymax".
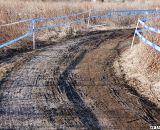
[
  {"xmin": 117, "ymin": 17, "xmax": 160, "ymax": 105},
  {"xmin": 1, "ymin": 0, "xmax": 160, "ymax": 50},
  {"xmin": 131, "ymin": 19, "xmax": 160, "ymax": 82}
]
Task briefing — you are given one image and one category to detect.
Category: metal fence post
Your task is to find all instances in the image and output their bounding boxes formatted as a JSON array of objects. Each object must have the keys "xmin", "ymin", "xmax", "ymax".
[
  {"xmin": 87, "ymin": 9, "xmax": 92, "ymax": 29},
  {"xmin": 131, "ymin": 19, "xmax": 139, "ymax": 49},
  {"xmin": 32, "ymin": 19, "xmax": 36, "ymax": 50}
]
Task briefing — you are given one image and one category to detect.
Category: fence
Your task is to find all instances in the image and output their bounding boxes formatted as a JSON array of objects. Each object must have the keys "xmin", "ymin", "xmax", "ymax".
[
  {"xmin": 131, "ymin": 16, "xmax": 160, "ymax": 52},
  {"xmin": 1, "ymin": 9, "xmax": 160, "ymax": 50}
]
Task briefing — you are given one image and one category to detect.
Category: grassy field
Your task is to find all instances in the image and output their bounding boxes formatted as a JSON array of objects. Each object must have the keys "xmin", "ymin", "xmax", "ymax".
[{"xmin": 0, "ymin": 0, "xmax": 160, "ymax": 48}]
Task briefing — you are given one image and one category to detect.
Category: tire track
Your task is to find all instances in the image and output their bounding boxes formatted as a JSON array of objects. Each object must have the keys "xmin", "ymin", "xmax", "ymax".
[
  {"xmin": 0, "ymin": 30, "xmax": 115, "ymax": 129},
  {"xmin": 1, "ymin": 29, "xmax": 156, "ymax": 130}
]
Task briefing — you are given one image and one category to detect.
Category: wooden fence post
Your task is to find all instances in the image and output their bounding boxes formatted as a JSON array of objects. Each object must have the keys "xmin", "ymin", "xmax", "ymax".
[
  {"xmin": 87, "ymin": 9, "xmax": 92, "ymax": 29},
  {"xmin": 32, "ymin": 19, "xmax": 36, "ymax": 50},
  {"xmin": 131, "ymin": 19, "xmax": 139, "ymax": 49}
]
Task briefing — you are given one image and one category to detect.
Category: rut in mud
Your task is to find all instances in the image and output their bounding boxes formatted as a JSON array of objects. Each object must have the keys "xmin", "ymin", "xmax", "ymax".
[{"xmin": 0, "ymin": 29, "xmax": 160, "ymax": 130}]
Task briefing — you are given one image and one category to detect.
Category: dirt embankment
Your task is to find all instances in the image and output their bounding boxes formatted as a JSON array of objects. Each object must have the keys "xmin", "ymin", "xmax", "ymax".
[
  {"xmin": 0, "ymin": 29, "xmax": 160, "ymax": 129},
  {"xmin": 114, "ymin": 38, "xmax": 160, "ymax": 108}
]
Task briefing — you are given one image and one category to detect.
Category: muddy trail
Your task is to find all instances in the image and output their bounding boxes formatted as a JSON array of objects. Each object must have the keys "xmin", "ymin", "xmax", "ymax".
[{"xmin": 0, "ymin": 29, "xmax": 160, "ymax": 130}]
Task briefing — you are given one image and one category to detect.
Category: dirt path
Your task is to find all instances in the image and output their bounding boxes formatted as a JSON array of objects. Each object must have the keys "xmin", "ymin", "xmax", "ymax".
[{"xmin": 0, "ymin": 29, "xmax": 159, "ymax": 130}]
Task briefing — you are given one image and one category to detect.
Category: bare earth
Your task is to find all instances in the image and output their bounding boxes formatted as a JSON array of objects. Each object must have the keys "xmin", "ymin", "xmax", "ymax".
[{"xmin": 0, "ymin": 29, "xmax": 160, "ymax": 130}]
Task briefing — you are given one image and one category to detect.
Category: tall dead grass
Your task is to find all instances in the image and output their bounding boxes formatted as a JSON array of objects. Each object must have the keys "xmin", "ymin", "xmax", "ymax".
[
  {"xmin": 130, "ymin": 19, "xmax": 160, "ymax": 82},
  {"xmin": 0, "ymin": 0, "xmax": 160, "ymax": 50}
]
